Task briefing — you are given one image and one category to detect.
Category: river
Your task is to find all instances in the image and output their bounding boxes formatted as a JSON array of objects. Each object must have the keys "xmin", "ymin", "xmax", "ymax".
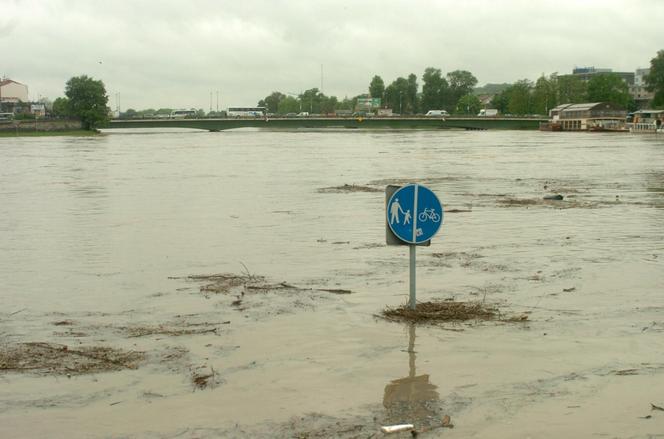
[{"xmin": 1, "ymin": 128, "xmax": 663, "ymax": 438}]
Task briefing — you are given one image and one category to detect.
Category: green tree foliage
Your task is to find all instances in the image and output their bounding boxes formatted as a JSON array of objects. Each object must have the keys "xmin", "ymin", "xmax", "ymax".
[
  {"xmin": 258, "ymin": 89, "xmax": 340, "ymax": 114},
  {"xmin": 51, "ymin": 97, "xmax": 70, "ymax": 118},
  {"xmin": 446, "ymin": 70, "xmax": 478, "ymax": 112},
  {"xmin": 421, "ymin": 67, "xmax": 448, "ymax": 112},
  {"xmin": 369, "ymin": 75, "xmax": 385, "ymax": 100},
  {"xmin": 505, "ymin": 80, "xmax": 533, "ymax": 115},
  {"xmin": 121, "ymin": 108, "xmax": 138, "ymax": 119},
  {"xmin": 277, "ymin": 96, "xmax": 300, "ymax": 114},
  {"xmin": 456, "ymin": 94, "xmax": 481, "ymax": 115},
  {"xmin": 337, "ymin": 97, "xmax": 355, "ymax": 111},
  {"xmin": 490, "ymin": 91, "xmax": 509, "ymax": 114},
  {"xmin": 645, "ymin": 49, "xmax": 664, "ymax": 107},
  {"xmin": 556, "ymin": 75, "xmax": 587, "ymax": 104},
  {"xmin": 407, "ymin": 73, "xmax": 419, "ymax": 114},
  {"xmin": 586, "ymin": 73, "xmax": 632, "ymax": 108},
  {"xmin": 320, "ymin": 95, "xmax": 338, "ymax": 114},
  {"xmin": 474, "ymin": 83, "xmax": 511, "ymax": 95},
  {"xmin": 531, "ymin": 75, "xmax": 558, "ymax": 115},
  {"xmin": 64, "ymin": 75, "xmax": 109, "ymax": 130},
  {"xmin": 299, "ymin": 88, "xmax": 321, "ymax": 113},
  {"xmin": 258, "ymin": 92, "xmax": 286, "ymax": 113},
  {"xmin": 384, "ymin": 77, "xmax": 409, "ymax": 114}
]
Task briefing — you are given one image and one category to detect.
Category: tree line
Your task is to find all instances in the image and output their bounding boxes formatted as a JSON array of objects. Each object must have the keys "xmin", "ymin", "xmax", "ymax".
[
  {"xmin": 257, "ymin": 50, "xmax": 664, "ymax": 116},
  {"xmin": 48, "ymin": 49, "xmax": 664, "ymax": 130},
  {"xmin": 257, "ymin": 68, "xmax": 480, "ymax": 116},
  {"xmin": 489, "ymin": 73, "xmax": 637, "ymax": 115}
]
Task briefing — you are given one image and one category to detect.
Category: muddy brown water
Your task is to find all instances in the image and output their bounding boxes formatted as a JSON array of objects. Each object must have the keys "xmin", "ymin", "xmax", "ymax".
[{"xmin": 1, "ymin": 129, "xmax": 664, "ymax": 438}]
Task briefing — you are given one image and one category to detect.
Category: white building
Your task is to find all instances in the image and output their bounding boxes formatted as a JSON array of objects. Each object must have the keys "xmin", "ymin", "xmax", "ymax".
[
  {"xmin": 631, "ymin": 68, "xmax": 654, "ymax": 109},
  {"xmin": 0, "ymin": 78, "xmax": 29, "ymax": 104}
]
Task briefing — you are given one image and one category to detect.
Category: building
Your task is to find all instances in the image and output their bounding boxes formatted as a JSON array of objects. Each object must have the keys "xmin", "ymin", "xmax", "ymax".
[
  {"xmin": 0, "ymin": 79, "xmax": 29, "ymax": 106},
  {"xmin": 628, "ymin": 109, "xmax": 664, "ymax": 133},
  {"xmin": 631, "ymin": 68, "xmax": 655, "ymax": 109},
  {"xmin": 554, "ymin": 102, "xmax": 627, "ymax": 131},
  {"xmin": 568, "ymin": 67, "xmax": 635, "ymax": 85},
  {"xmin": 560, "ymin": 66, "xmax": 657, "ymax": 109}
]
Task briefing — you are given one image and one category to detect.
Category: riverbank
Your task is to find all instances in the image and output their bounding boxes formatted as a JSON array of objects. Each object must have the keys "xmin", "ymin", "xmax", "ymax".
[
  {"xmin": 0, "ymin": 129, "xmax": 100, "ymax": 137},
  {"xmin": 0, "ymin": 119, "xmax": 85, "ymax": 136}
]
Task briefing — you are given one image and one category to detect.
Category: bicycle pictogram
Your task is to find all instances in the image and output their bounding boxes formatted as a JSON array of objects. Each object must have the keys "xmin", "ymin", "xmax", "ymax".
[{"xmin": 418, "ymin": 207, "xmax": 441, "ymax": 223}]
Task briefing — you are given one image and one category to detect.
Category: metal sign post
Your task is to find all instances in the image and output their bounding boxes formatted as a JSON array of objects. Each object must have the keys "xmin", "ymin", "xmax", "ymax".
[
  {"xmin": 386, "ymin": 184, "xmax": 444, "ymax": 310},
  {"xmin": 409, "ymin": 245, "xmax": 416, "ymax": 309}
]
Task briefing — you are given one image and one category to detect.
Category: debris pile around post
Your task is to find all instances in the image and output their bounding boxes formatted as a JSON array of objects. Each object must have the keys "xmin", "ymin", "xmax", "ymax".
[{"xmin": 381, "ymin": 300, "xmax": 528, "ymax": 324}]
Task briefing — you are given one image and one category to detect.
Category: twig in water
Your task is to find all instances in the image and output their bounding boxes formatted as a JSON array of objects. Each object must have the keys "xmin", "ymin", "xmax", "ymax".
[{"xmin": 239, "ymin": 262, "xmax": 252, "ymax": 279}]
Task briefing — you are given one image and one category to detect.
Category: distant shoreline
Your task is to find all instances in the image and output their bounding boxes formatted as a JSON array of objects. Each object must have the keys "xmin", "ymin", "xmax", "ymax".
[{"xmin": 0, "ymin": 129, "xmax": 100, "ymax": 138}]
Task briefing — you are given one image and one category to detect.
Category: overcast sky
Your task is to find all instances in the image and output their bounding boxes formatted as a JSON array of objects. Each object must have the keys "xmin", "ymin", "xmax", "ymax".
[{"xmin": 2, "ymin": 0, "xmax": 663, "ymax": 111}]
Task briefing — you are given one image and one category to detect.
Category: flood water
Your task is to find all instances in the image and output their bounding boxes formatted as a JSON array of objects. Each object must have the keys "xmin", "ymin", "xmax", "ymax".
[{"xmin": 1, "ymin": 129, "xmax": 663, "ymax": 438}]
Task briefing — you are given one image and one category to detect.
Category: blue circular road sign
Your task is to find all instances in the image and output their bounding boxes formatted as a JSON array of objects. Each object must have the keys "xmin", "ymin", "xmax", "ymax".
[{"xmin": 387, "ymin": 184, "xmax": 444, "ymax": 244}]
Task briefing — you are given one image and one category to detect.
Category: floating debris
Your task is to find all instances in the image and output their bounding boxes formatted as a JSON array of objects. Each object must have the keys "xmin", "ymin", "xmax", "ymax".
[
  {"xmin": 317, "ymin": 184, "xmax": 382, "ymax": 193},
  {"xmin": 318, "ymin": 288, "xmax": 353, "ymax": 295},
  {"xmin": 0, "ymin": 342, "xmax": 144, "ymax": 375},
  {"xmin": 119, "ymin": 322, "xmax": 221, "ymax": 338},
  {"xmin": 380, "ymin": 424, "xmax": 414, "ymax": 434},
  {"xmin": 382, "ymin": 301, "xmax": 497, "ymax": 323}
]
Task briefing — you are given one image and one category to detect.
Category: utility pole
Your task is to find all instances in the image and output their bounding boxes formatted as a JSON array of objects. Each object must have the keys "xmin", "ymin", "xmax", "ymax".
[{"xmin": 216, "ymin": 91, "xmax": 219, "ymax": 113}]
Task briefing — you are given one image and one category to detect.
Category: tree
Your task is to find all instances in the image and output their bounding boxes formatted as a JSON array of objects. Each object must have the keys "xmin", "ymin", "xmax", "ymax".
[
  {"xmin": 369, "ymin": 75, "xmax": 385, "ymax": 101},
  {"xmin": 490, "ymin": 90, "xmax": 509, "ymax": 114},
  {"xmin": 531, "ymin": 75, "xmax": 557, "ymax": 115},
  {"xmin": 421, "ymin": 67, "xmax": 448, "ymax": 112},
  {"xmin": 258, "ymin": 91, "xmax": 285, "ymax": 113},
  {"xmin": 557, "ymin": 75, "xmax": 587, "ymax": 104},
  {"xmin": 407, "ymin": 73, "xmax": 419, "ymax": 114},
  {"xmin": 320, "ymin": 95, "xmax": 338, "ymax": 114},
  {"xmin": 51, "ymin": 97, "xmax": 70, "ymax": 118},
  {"xmin": 300, "ymin": 88, "xmax": 323, "ymax": 113},
  {"xmin": 456, "ymin": 94, "xmax": 481, "ymax": 115},
  {"xmin": 337, "ymin": 97, "xmax": 355, "ymax": 111},
  {"xmin": 645, "ymin": 49, "xmax": 664, "ymax": 107},
  {"xmin": 277, "ymin": 96, "xmax": 300, "ymax": 114},
  {"xmin": 446, "ymin": 70, "xmax": 478, "ymax": 112},
  {"xmin": 506, "ymin": 80, "xmax": 533, "ymax": 115},
  {"xmin": 384, "ymin": 77, "xmax": 409, "ymax": 114},
  {"xmin": 64, "ymin": 75, "xmax": 109, "ymax": 130},
  {"xmin": 586, "ymin": 73, "xmax": 631, "ymax": 108},
  {"xmin": 121, "ymin": 108, "xmax": 138, "ymax": 119}
]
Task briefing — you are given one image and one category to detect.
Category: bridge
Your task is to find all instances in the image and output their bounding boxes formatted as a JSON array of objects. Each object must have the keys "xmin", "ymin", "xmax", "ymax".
[{"xmin": 106, "ymin": 116, "xmax": 546, "ymax": 131}]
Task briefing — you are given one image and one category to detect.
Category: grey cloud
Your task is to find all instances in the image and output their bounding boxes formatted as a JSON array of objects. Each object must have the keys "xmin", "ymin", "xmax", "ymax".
[{"xmin": 2, "ymin": 0, "xmax": 663, "ymax": 109}]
